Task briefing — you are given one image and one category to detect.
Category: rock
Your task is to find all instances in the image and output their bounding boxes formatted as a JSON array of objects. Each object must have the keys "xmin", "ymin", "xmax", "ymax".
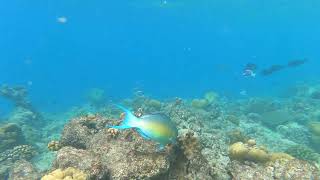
[
  {"xmin": 8, "ymin": 160, "xmax": 40, "ymax": 180},
  {"xmin": 59, "ymin": 118, "xmax": 97, "ymax": 149},
  {"xmin": 55, "ymin": 117, "xmax": 174, "ymax": 179},
  {"xmin": 53, "ymin": 147, "xmax": 107, "ymax": 179},
  {"xmin": 89, "ymin": 129, "xmax": 172, "ymax": 179},
  {"xmin": 229, "ymin": 159, "xmax": 319, "ymax": 180}
]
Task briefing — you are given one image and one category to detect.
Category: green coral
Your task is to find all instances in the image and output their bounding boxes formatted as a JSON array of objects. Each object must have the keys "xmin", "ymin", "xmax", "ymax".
[
  {"xmin": 0, "ymin": 123, "xmax": 25, "ymax": 152},
  {"xmin": 285, "ymin": 145, "xmax": 320, "ymax": 163}
]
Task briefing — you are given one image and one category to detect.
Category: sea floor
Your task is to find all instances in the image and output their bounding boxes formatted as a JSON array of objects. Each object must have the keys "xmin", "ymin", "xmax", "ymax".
[{"xmin": 0, "ymin": 83, "xmax": 320, "ymax": 179}]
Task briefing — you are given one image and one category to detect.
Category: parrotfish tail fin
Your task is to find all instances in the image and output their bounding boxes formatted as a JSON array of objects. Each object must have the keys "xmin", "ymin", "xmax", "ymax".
[{"xmin": 107, "ymin": 104, "xmax": 139, "ymax": 129}]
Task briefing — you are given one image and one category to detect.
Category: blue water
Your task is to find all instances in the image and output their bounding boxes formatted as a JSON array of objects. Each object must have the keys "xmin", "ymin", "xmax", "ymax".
[{"xmin": 1, "ymin": 0, "xmax": 320, "ymax": 112}]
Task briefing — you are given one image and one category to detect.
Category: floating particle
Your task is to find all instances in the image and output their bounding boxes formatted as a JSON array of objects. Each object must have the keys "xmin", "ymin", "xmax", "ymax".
[
  {"xmin": 27, "ymin": 81, "xmax": 33, "ymax": 86},
  {"xmin": 57, "ymin": 16, "xmax": 68, "ymax": 24},
  {"xmin": 240, "ymin": 90, "xmax": 247, "ymax": 96},
  {"xmin": 24, "ymin": 59, "xmax": 32, "ymax": 65}
]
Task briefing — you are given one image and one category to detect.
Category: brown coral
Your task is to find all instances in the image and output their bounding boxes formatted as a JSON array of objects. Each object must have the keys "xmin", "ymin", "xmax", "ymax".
[
  {"xmin": 41, "ymin": 167, "xmax": 88, "ymax": 180},
  {"xmin": 247, "ymin": 148, "xmax": 269, "ymax": 163},
  {"xmin": 229, "ymin": 142, "xmax": 249, "ymax": 161}
]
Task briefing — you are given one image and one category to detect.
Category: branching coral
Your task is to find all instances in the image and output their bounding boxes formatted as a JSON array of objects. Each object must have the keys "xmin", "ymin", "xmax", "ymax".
[{"xmin": 41, "ymin": 167, "xmax": 88, "ymax": 180}]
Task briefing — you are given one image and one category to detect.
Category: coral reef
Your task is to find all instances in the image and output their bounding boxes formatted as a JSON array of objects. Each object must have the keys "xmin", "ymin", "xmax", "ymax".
[
  {"xmin": 55, "ymin": 116, "xmax": 174, "ymax": 179},
  {"xmin": 260, "ymin": 110, "xmax": 293, "ymax": 128},
  {"xmin": 229, "ymin": 158, "xmax": 319, "ymax": 179},
  {"xmin": 191, "ymin": 98, "xmax": 209, "ymax": 109},
  {"xmin": 276, "ymin": 122, "xmax": 311, "ymax": 145},
  {"xmin": 285, "ymin": 144, "xmax": 320, "ymax": 163},
  {"xmin": 53, "ymin": 147, "xmax": 107, "ymax": 179},
  {"xmin": 2, "ymin": 82, "xmax": 320, "ymax": 179},
  {"xmin": 308, "ymin": 121, "xmax": 320, "ymax": 150},
  {"xmin": 0, "ymin": 123, "xmax": 25, "ymax": 152},
  {"xmin": 0, "ymin": 145, "xmax": 37, "ymax": 163},
  {"xmin": 225, "ymin": 114, "xmax": 240, "ymax": 126},
  {"xmin": 171, "ymin": 130, "xmax": 216, "ymax": 179},
  {"xmin": 8, "ymin": 160, "xmax": 40, "ymax": 180},
  {"xmin": 191, "ymin": 91, "xmax": 218, "ymax": 109},
  {"xmin": 59, "ymin": 115, "xmax": 104, "ymax": 149},
  {"xmin": 244, "ymin": 98, "xmax": 279, "ymax": 114},
  {"xmin": 0, "ymin": 85, "xmax": 30, "ymax": 108},
  {"xmin": 227, "ymin": 129, "xmax": 249, "ymax": 144},
  {"xmin": 310, "ymin": 90, "xmax": 320, "ymax": 99},
  {"xmin": 42, "ymin": 167, "xmax": 87, "ymax": 180},
  {"xmin": 229, "ymin": 140, "xmax": 294, "ymax": 164}
]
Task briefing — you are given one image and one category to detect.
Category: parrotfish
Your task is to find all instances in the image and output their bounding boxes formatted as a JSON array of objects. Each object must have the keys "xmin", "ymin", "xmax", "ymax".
[{"xmin": 109, "ymin": 105, "xmax": 178, "ymax": 149}]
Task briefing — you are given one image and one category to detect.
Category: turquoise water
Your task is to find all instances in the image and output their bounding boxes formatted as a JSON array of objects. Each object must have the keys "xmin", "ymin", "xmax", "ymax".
[
  {"xmin": 1, "ymin": 1, "xmax": 320, "ymax": 179},
  {"xmin": 1, "ymin": 0, "xmax": 319, "ymax": 111}
]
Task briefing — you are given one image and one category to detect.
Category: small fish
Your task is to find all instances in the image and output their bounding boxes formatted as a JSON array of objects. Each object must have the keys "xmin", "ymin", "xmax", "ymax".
[
  {"xmin": 260, "ymin": 64, "xmax": 286, "ymax": 76},
  {"xmin": 287, "ymin": 59, "xmax": 308, "ymax": 67},
  {"xmin": 242, "ymin": 63, "xmax": 257, "ymax": 77},
  {"xmin": 108, "ymin": 105, "xmax": 178, "ymax": 149}
]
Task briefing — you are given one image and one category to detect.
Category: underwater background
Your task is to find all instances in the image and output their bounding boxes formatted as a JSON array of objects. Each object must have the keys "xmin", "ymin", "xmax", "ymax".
[{"xmin": 1, "ymin": 0, "xmax": 320, "ymax": 179}]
